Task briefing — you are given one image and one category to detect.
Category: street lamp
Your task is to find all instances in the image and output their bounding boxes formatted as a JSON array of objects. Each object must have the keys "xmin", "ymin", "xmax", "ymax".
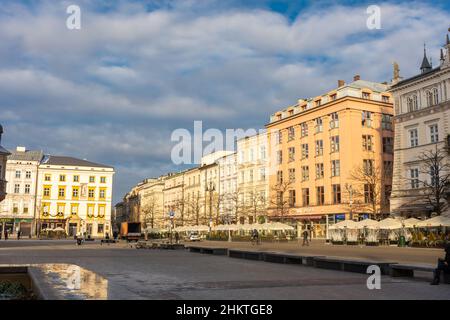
[{"xmin": 205, "ymin": 181, "xmax": 215, "ymax": 235}]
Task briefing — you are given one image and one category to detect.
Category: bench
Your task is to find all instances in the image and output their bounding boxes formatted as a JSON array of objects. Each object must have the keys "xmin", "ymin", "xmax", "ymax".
[
  {"xmin": 390, "ymin": 264, "xmax": 450, "ymax": 283},
  {"xmin": 100, "ymin": 239, "xmax": 116, "ymax": 245},
  {"xmin": 228, "ymin": 250, "xmax": 264, "ymax": 261},
  {"xmin": 313, "ymin": 257, "xmax": 394, "ymax": 275},
  {"xmin": 262, "ymin": 252, "xmax": 323, "ymax": 266}
]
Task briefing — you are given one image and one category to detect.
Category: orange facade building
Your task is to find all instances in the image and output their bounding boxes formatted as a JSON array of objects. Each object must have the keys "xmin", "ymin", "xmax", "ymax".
[{"xmin": 266, "ymin": 77, "xmax": 394, "ymax": 238}]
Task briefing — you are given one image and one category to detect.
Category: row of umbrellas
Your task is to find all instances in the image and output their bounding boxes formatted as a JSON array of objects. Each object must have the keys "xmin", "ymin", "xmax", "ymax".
[
  {"xmin": 329, "ymin": 216, "xmax": 450, "ymax": 230},
  {"xmin": 144, "ymin": 222, "xmax": 295, "ymax": 233}
]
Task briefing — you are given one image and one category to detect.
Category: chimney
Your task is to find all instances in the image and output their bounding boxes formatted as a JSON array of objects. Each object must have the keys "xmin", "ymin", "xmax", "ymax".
[
  {"xmin": 338, "ymin": 80, "xmax": 345, "ymax": 87},
  {"xmin": 353, "ymin": 74, "xmax": 361, "ymax": 81},
  {"xmin": 16, "ymin": 146, "xmax": 26, "ymax": 152}
]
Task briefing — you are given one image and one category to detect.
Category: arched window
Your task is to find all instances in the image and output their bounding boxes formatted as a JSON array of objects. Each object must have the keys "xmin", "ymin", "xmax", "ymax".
[
  {"xmin": 426, "ymin": 90, "xmax": 433, "ymax": 107},
  {"xmin": 433, "ymin": 88, "xmax": 439, "ymax": 105}
]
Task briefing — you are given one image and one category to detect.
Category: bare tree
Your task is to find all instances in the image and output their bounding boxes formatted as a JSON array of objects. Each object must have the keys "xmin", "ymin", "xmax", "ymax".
[
  {"xmin": 415, "ymin": 144, "xmax": 450, "ymax": 216},
  {"xmin": 213, "ymin": 192, "xmax": 225, "ymax": 225},
  {"xmin": 140, "ymin": 196, "xmax": 162, "ymax": 229},
  {"xmin": 187, "ymin": 191, "xmax": 202, "ymax": 225},
  {"xmin": 246, "ymin": 190, "xmax": 266, "ymax": 223},
  {"xmin": 225, "ymin": 188, "xmax": 244, "ymax": 224},
  {"xmin": 348, "ymin": 161, "xmax": 389, "ymax": 219},
  {"xmin": 270, "ymin": 181, "xmax": 293, "ymax": 222}
]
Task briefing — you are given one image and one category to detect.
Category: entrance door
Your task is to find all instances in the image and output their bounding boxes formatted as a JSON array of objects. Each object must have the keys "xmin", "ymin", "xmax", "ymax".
[
  {"xmin": 69, "ymin": 223, "xmax": 77, "ymax": 237},
  {"xmin": 87, "ymin": 223, "xmax": 93, "ymax": 236}
]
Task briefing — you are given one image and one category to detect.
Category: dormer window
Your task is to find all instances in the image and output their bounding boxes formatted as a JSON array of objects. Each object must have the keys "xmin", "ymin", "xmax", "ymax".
[
  {"xmin": 315, "ymin": 99, "xmax": 321, "ymax": 107},
  {"xmin": 288, "ymin": 110, "xmax": 294, "ymax": 116},
  {"xmin": 382, "ymin": 95, "xmax": 389, "ymax": 103},
  {"xmin": 330, "ymin": 94, "xmax": 337, "ymax": 101},
  {"xmin": 362, "ymin": 92, "xmax": 370, "ymax": 100}
]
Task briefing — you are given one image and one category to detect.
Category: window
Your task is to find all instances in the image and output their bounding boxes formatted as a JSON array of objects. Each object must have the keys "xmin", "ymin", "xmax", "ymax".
[
  {"xmin": 260, "ymin": 168, "xmax": 266, "ymax": 181},
  {"xmin": 288, "ymin": 168, "xmax": 296, "ymax": 183},
  {"xmin": 330, "ymin": 112, "xmax": 339, "ymax": 128},
  {"xmin": 43, "ymin": 186, "xmax": 51, "ymax": 198},
  {"xmin": 330, "ymin": 94, "xmax": 337, "ymax": 101},
  {"xmin": 331, "ymin": 160, "xmax": 340, "ymax": 177},
  {"xmin": 260, "ymin": 146, "xmax": 266, "ymax": 160},
  {"xmin": 13, "ymin": 203, "xmax": 18, "ymax": 214},
  {"xmin": 426, "ymin": 90, "xmax": 433, "ymax": 107},
  {"xmin": 57, "ymin": 204, "xmax": 65, "ymax": 216},
  {"xmin": 362, "ymin": 135, "xmax": 373, "ymax": 151},
  {"xmin": 87, "ymin": 205, "xmax": 95, "ymax": 217},
  {"xmin": 99, "ymin": 188, "xmax": 106, "ymax": 199},
  {"xmin": 384, "ymin": 185, "xmax": 392, "ymax": 206},
  {"xmin": 288, "ymin": 147, "xmax": 295, "ymax": 162},
  {"xmin": 363, "ymin": 159, "xmax": 374, "ymax": 175},
  {"xmin": 407, "ymin": 95, "xmax": 418, "ymax": 112},
  {"xmin": 409, "ymin": 129, "xmax": 418, "ymax": 147},
  {"xmin": 383, "ymin": 137, "xmax": 393, "ymax": 154},
  {"xmin": 315, "ymin": 140, "xmax": 323, "ymax": 156},
  {"xmin": 430, "ymin": 124, "xmax": 439, "ymax": 143},
  {"xmin": 384, "ymin": 161, "xmax": 393, "ymax": 176},
  {"xmin": 73, "ymin": 175, "xmax": 79, "ymax": 182},
  {"xmin": 98, "ymin": 224, "xmax": 104, "ymax": 234},
  {"xmin": 24, "ymin": 184, "xmax": 30, "ymax": 194},
  {"xmin": 58, "ymin": 187, "xmax": 65, "ymax": 199},
  {"xmin": 301, "ymin": 123, "xmax": 308, "ymax": 137},
  {"xmin": 15, "ymin": 171, "xmax": 21, "ymax": 179},
  {"xmin": 430, "ymin": 165, "xmax": 438, "ymax": 187},
  {"xmin": 382, "ymin": 95, "xmax": 390, "ymax": 103},
  {"xmin": 89, "ymin": 176, "xmax": 95, "ymax": 183},
  {"xmin": 362, "ymin": 92, "xmax": 370, "ymax": 100},
  {"xmin": 301, "ymin": 166, "xmax": 309, "ymax": 181},
  {"xmin": 316, "ymin": 186, "xmax": 325, "ymax": 205},
  {"xmin": 315, "ymin": 118, "xmax": 323, "ymax": 133},
  {"xmin": 277, "ymin": 150, "xmax": 283, "ymax": 164},
  {"xmin": 288, "ymin": 127, "xmax": 295, "ymax": 141},
  {"xmin": 364, "ymin": 184, "xmax": 374, "ymax": 203},
  {"xmin": 330, "ymin": 136, "xmax": 340, "ymax": 153},
  {"xmin": 301, "ymin": 144, "xmax": 309, "ymax": 159},
  {"xmin": 72, "ymin": 187, "xmax": 79, "ymax": 198},
  {"xmin": 44, "ymin": 174, "xmax": 51, "ymax": 182},
  {"xmin": 277, "ymin": 171, "xmax": 283, "ymax": 184},
  {"xmin": 71, "ymin": 204, "xmax": 78, "ymax": 216},
  {"xmin": 59, "ymin": 175, "xmax": 66, "ymax": 182},
  {"xmin": 381, "ymin": 114, "xmax": 393, "ymax": 130},
  {"xmin": 14, "ymin": 184, "xmax": 20, "ymax": 194},
  {"xmin": 315, "ymin": 163, "xmax": 324, "ymax": 179},
  {"xmin": 410, "ymin": 168, "xmax": 419, "ymax": 189},
  {"xmin": 302, "ymin": 188, "xmax": 310, "ymax": 206},
  {"xmin": 249, "ymin": 170, "xmax": 254, "ymax": 182},
  {"xmin": 332, "ymin": 185, "xmax": 341, "ymax": 204},
  {"xmin": 23, "ymin": 204, "xmax": 29, "ymax": 214},
  {"xmin": 362, "ymin": 111, "xmax": 372, "ymax": 127},
  {"xmin": 25, "ymin": 171, "xmax": 31, "ymax": 179},
  {"xmin": 433, "ymin": 88, "xmax": 439, "ymax": 105},
  {"xmin": 288, "ymin": 190, "xmax": 296, "ymax": 207},
  {"xmin": 315, "ymin": 99, "xmax": 321, "ymax": 107}
]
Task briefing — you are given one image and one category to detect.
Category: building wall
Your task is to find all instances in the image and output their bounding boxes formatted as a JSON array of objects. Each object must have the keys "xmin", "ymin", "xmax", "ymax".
[
  {"xmin": 266, "ymin": 80, "xmax": 393, "ymax": 230},
  {"xmin": 138, "ymin": 177, "xmax": 166, "ymax": 229},
  {"xmin": 236, "ymin": 133, "xmax": 269, "ymax": 224},
  {"xmin": 36, "ymin": 165, "xmax": 114, "ymax": 237},
  {"xmin": 218, "ymin": 153, "xmax": 237, "ymax": 222},
  {"xmin": 390, "ymin": 54, "xmax": 450, "ymax": 218}
]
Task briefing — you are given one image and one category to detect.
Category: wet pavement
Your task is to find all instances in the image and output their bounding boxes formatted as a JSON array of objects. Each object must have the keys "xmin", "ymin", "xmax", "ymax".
[{"xmin": 0, "ymin": 240, "xmax": 449, "ymax": 300}]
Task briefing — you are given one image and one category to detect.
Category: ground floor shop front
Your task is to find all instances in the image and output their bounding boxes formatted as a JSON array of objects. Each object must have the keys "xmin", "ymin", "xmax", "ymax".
[
  {"xmin": 0, "ymin": 218, "xmax": 35, "ymax": 238},
  {"xmin": 36, "ymin": 217, "xmax": 112, "ymax": 239}
]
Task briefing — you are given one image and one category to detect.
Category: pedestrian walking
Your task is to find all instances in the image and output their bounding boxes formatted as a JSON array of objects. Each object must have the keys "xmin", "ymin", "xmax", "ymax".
[
  {"xmin": 302, "ymin": 229, "xmax": 309, "ymax": 246},
  {"xmin": 17, "ymin": 230, "xmax": 21, "ymax": 240},
  {"xmin": 430, "ymin": 243, "xmax": 450, "ymax": 285},
  {"xmin": 4, "ymin": 229, "xmax": 8, "ymax": 240}
]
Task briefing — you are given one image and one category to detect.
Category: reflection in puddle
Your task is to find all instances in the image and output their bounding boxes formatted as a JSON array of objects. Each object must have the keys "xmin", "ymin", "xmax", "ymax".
[{"xmin": 37, "ymin": 264, "xmax": 108, "ymax": 299}]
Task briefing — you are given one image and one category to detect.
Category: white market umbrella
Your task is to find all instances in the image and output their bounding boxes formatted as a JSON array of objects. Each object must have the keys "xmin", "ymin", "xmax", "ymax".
[
  {"xmin": 417, "ymin": 216, "xmax": 450, "ymax": 227},
  {"xmin": 402, "ymin": 218, "xmax": 421, "ymax": 228},
  {"xmin": 378, "ymin": 218, "xmax": 402, "ymax": 230},
  {"xmin": 213, "ymin": 224, "xmax": 240, "ymax": 231},
  {"xmin": 53, "ymin": 227, "xmax": 66, "ymax": 232},
  {"xmin": 355, "ymin": 219, "xmax": 379, "ymax": 229},
  {"xmin": 239, "ymin": 223, "xmax": 256, "ymax": 231},
  {"xmin": 329, "ymin": 220, "xmax": 358, "ymax": 230},
  {"xmin": 267, "ymin": 222, "xmax": 295, "ymax": 231}
]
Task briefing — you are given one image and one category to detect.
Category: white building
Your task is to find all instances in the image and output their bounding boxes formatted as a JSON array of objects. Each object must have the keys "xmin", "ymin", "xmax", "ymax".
[
  {"xmin": 36, "ymin": 155, "xmax": 115, "ymax": 238},
  {"xmin": 217, "ymin": 152, "xmax": 237, "ymax": 222},
  {"xmin": 1, "ymin": 147, "xmax": 43, "ymax": 236},
  {"xmin": 390, "ymin": 32, "xmax": 450, "ymax": 218}
]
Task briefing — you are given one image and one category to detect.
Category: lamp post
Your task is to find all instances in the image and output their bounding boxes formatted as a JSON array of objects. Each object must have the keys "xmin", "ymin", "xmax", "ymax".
[{"xmin": 205, "ymin": 181, "xmax": 215, "ymax": 236}]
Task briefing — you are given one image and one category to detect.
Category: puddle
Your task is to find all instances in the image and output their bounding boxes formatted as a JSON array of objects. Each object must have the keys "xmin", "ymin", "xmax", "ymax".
[{"xmin": 36, "ymin": 264, "xmax": 108, "ymax": 299}]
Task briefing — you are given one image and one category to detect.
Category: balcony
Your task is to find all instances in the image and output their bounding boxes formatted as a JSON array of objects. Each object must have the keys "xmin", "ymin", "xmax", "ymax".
[{"xmin": 0, "ymin": 179, "xmax": 6, "ymax": 202}]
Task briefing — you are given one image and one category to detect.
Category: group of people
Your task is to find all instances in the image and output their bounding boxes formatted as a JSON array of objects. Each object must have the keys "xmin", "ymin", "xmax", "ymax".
[{"xmin": 0, "ymin": 228, "xmax": 23, "ymax": 240}]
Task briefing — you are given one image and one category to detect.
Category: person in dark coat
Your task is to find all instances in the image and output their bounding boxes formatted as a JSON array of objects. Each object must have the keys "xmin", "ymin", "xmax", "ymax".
[
  {"xmin": 431, "ymin": 242, "xmax": 450, "ymax": 285},
  {"xmin": 302, "ymin": 229, "xmax": 309, "ymax": 246},
  {"xmin": 4, "ymin": 229, "xmax": 8, "ymax": 240}
]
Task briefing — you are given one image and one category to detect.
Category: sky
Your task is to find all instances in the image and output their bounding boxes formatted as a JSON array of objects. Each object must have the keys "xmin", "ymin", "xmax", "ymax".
[{"xmin": 0, "ymin": 0, "xmax": 449, "ymax": 203}]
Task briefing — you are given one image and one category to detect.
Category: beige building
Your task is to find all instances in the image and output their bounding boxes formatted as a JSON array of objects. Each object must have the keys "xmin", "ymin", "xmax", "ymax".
[
  {"xmin": 390, "ymin": 33, "xmax": 450, "ymax": 218},
  {"xmin": 184, "ymin": 167, "xmax": 202, "ymax": 225},
  {"xmin": 217, "ymin": 152, "xmax": 237, "ymax": 223},
  {"xmin": 236, "ymin": 133, "xmax": 269, "ymax": 224},
  {"xmin": 36, "ymin": 155, "xmax": 115, "ymax": 238},
  {"xmin": 138, "ymin": 176, "xmax": 166, "ymax": 229},
  {"xmin": 266, "ymin": 76, "xmax": 394, "ymax": 238},
  {"xmin": 1, "ymin": 147, "xmax": 43, "ymax": 236},
  {"xmin": 163, "ymin": 171, "xmax": 185, "ymax": 228}
]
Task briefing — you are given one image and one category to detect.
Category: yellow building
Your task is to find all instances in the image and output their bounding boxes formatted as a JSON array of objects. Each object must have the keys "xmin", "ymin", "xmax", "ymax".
[
  {"xmin": 266, "ymin": 76, "xmax": 394, "ymax": 238},
  {"xmin": 36, "ymin": 155, "xmax": 114, "ymax": 238}
]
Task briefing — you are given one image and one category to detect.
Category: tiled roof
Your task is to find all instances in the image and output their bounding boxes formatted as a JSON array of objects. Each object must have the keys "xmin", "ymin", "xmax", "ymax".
[
  {"xmin": 8, "ymin": 150, "xmax": 43, "ymax": 162},
  {"xmin": 41, "ymin": 155, "xmax": 114, "ymax": 169}
]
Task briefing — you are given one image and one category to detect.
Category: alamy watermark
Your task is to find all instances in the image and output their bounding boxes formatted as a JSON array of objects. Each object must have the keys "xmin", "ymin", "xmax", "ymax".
[
  {"xmin": 366, "ymin": 265, "xmax": 381, "ymax": 290},
  {"xmin": 66, "ymin": 4, "xmax": 81, "ymax": 30},
  {"xmin": 366, "ymin": 5, "xmax": 381, "ymax": 30}
]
